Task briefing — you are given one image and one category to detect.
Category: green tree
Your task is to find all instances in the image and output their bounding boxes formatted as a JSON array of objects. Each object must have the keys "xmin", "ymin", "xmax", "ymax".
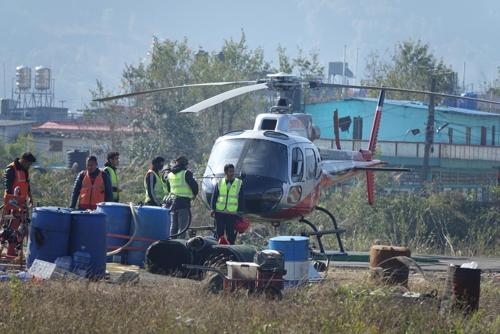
[
  {"xmin": 86, "ymin": 80, "xmax": 135, "ymax": 152},
  {"xmin": 292, "ymin": 46, "xmax": 324, "ymax": 79},
  {"xmin": 272, "ymin": 45, "xmax": 324, "ymax": 78},
  {"xmin": 479, "ymin": 66, "xmax": 500, "ymax": 113},
  {"xmin": 363, "ymin": 38, "xmax": 455, "ymax": 100},
  {"xmin": 275, "ymin": 44, "xmax": 294, "ymax": 74},
  {"xmin": 189, "ymin": 31, "xmax": 271, "ymax": 142},
  {"xmin": 100, "ymin": 32, "xmax": 273, "ymax": 164},
  {"xmin": 1, "ymin": 134, "xmax": 37, "ymax": 164},
  {"xmin": 115, "ymin": 38, "xmax": 198, "ymax": 161}
]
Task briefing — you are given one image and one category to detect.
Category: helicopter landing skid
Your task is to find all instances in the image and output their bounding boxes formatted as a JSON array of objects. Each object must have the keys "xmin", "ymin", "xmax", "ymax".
[{"xmin": 299, "ymin": 206, "xmax": 347, "ymax": 256}]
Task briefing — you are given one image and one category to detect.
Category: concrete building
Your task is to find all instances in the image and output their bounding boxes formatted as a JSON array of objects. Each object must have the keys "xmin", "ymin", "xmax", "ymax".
[
  {"xmin": 31, "ymin": 121, "xmax": 134, "ymax": 166},
  {"xmin": 306, "ymin": 98, "xmax": 500, "ymax": 201},
  {"xmin": 0, "ymin": 120, "xmax": 34, "ymax": 143}
]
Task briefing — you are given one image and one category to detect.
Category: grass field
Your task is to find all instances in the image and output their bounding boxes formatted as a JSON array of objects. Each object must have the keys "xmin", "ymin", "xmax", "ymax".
[{"xmin": 1, "ymin": 266, "xmax": 500, "ymax": 333}]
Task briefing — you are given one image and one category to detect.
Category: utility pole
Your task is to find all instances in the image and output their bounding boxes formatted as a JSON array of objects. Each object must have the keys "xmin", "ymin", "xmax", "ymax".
[
  {"xmin": 421, "ymin": 76, "xmax": 437, "ymax": 185},
  {"xmin": 60, "ymin": 100, "xmax": 66, "ymax": 108},
  {"xmin": 3, "ymin": 61, "xmax": 5, "ymax": 97}
]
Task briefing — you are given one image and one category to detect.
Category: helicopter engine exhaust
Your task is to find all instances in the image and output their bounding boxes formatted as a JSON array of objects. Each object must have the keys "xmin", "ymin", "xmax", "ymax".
[{"xmin": 311, "ymin": 124, "xmax": 321, "ymax": 141}]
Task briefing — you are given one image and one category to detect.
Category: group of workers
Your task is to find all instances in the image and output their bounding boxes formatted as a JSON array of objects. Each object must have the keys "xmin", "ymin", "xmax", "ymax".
[
  {"xmin": 144, "ymin": 155, "xmax": 199, "ymax": 239},
  {"xmin": 3, "ymin": 151, "xmax": 245, "ymax": 245}
]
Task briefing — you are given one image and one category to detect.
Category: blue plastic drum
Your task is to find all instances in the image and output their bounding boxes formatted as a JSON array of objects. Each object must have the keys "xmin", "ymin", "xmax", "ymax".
[
  {"xmin": 68, "ymin": 211, "xmax": 107, "ymax": 277},
  {"xmin": 27, "ymin": 207, "xmax": 72, "ymax": 268},
  {"xmin": 96, "ymin": 202, "xmax": 132, "ymax": 264},
  {"xmin": 269, "ymin": 236, "xmax": 309, "ymax": 287},
  {"xmin": 128, "ymin": 206, "xmax": 171, "ymax": 268}
]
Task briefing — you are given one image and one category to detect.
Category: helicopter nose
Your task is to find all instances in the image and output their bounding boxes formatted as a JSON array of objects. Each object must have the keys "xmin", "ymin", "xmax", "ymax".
[{"xmin": 242, "ymin": 175, "xmax": 283, "ymax": 215}]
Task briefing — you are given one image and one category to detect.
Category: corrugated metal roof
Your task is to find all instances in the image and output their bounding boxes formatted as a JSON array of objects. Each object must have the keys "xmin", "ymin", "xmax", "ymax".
[
  {"xmin": 31, "ymin": 121, "xmax": 133, "ymax": 132},
  {"xmin": 349, "ymin": 98, "xmax": 500, "ymax": 117}
]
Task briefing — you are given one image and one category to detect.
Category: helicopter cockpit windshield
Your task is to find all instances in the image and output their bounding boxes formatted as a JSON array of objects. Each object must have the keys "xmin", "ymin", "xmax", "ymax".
[{"xmin": 206, "ymin": 138, "xmax": 288, "ymax": 182}]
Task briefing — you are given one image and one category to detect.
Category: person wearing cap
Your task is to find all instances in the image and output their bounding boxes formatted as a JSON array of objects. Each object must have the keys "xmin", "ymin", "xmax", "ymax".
[
  {"xmin": 102, "ymin": 151, "xmax": 122, "ymax": 202},
  {"xmin": 210, "ymin": 163, "xmax": 244, "ymax": 245},
  {"xmin": 165, "ymin": 156, "xmax": 199, "ymax": 239},
  {"xmin": 144, "ymin": 156, "xmax": 166, "ymax": 206},
  {"xmin": 161, "ymin": 159, "xmax": 177, "ymax": 183},
  {"xmin": 3, "ymin": 151, "xmax": 37, "ymax": 207},
  {"xmin": 69, "ymin": 156, "xmax": 113, "ymax": 210}
]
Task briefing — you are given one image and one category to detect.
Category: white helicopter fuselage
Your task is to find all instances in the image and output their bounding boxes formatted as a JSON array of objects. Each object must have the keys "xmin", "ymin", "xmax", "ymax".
[{"xmin": 200, "ymin": 113, "xmax": 384, "ymax": 223}]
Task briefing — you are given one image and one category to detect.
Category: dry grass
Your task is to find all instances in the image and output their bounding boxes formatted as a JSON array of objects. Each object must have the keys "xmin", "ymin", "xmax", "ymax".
[{"xmin": 1, "ymin": 268, "xmax": 500, "ymax": 333}]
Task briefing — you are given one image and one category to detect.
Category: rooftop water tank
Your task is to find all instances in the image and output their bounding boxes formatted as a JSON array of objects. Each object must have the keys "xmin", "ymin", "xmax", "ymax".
[
  {"xmin": 0, "ymin": 98, "xmax": 14, "ymax": 115},
  {"xmin": 35, "ymin": 66, "xmax": 51, "ymax": 90},
  {"xmin": 16, "ymin": 66, "xmax": 31, "ymax": 90},
  {"xmin": 460, "ymin": 93, "xmax": 478, "ymax": 110},
  {"xmin": 66, "ymin": 149, "xmax": 89, "ymax": 173}
]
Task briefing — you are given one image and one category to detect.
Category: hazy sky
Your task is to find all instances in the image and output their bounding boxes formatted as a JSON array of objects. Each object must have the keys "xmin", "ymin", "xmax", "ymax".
[{"xmin": 2, "ymin": 0, "xmax": 499, "ymax": 113}]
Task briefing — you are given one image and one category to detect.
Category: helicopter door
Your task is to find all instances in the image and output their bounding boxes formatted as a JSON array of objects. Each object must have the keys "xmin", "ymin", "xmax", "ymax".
[
  {"xmin": 304, "ymin": 146, "xmax": 322, "ymax": 180},
  {"xmin": 287, "ymin": 144, "xmax": 305, "ymax": 204}
]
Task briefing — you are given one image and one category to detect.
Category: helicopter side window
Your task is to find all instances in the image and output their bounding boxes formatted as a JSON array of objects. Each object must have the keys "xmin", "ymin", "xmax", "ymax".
[
  {"xmin": 291, "ymin": 147, "xmax": 303, "ymax": 182},
  {"xmin": 305, "ymin": 148, "xmax": 317, "ymax": 180}
]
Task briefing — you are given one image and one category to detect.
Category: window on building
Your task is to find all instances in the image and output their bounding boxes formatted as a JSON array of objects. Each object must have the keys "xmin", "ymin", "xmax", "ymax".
[
  {"xmin": 466, "ymin": 127, "xmax": 471, "ymax": 144},
  {"xmin": 448, "ymin": 128, "xmax": 453, "ymax": 144},
  {"xmin": 481, "ymin": 126, "xmax": 486, "ymax": 146},
  {"xmin": 353, "ymin": 116, "xmax": 363, "ymax": 140},
  {"xmin": 49, "ymin": 140, "xmax": 63, "ymax": 152},
  {"xmin": 492, "ymin": 125, "xmax": 495, "ymax": 146}
]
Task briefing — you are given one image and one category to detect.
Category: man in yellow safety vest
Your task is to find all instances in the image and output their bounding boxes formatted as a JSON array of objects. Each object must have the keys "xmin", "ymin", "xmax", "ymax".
[
  {"xmin": 165, "ymin": 156, "xmax": 198, "ymax": 239},
  {"xmin": 144, "ymin": 156, "xmax": 166, "ymax": 206},
  {"xmin": 210, "ymin": 163, "xmax": 244, "ymax": 245},
  {"xmin": 103, "ymin": 151, "xmax": 122, "ymax": 202}
]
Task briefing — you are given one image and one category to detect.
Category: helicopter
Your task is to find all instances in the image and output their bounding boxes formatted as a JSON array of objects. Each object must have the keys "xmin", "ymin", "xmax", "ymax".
[{"xmin": 95, "ymin": 73, "xmax": 500, "ymax": 255}]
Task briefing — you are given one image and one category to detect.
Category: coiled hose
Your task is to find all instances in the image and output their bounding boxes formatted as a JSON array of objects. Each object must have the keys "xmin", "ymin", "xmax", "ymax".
[{"xmin": 105, "ymin": 202, "xmax": 139, "ymax": 257}]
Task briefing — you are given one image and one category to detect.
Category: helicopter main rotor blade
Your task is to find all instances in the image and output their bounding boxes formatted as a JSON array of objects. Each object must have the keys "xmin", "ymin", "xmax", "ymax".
[
  {"xmin": 314, "ymin": 83, "xmax": 500, "ymax": 106},
  {"xmin": 93, "ymin": 81, "xmax": 257, "ymax": 102},
  {"xmin": 179, "ymin": 83, "xmax": 268, "ymax": 113}
]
